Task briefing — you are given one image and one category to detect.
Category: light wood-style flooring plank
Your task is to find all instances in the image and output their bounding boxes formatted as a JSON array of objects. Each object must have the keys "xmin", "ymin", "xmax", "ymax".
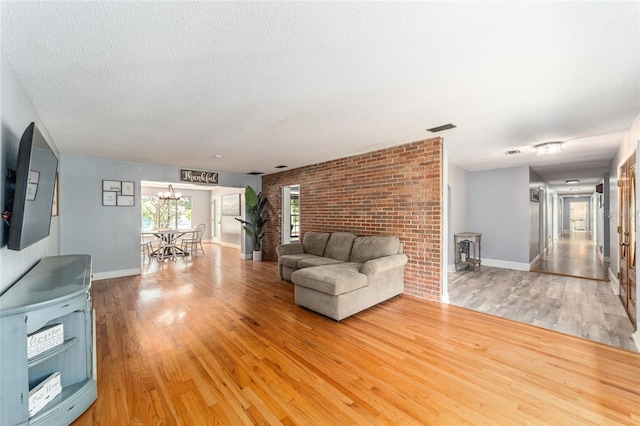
[
  {"xmin": 449, "ymin": 265, "xmax": 637, "ymax": 351},
  {"xmin": 74, "ymin": 245, "xmax": 640, "ymax": 425}
]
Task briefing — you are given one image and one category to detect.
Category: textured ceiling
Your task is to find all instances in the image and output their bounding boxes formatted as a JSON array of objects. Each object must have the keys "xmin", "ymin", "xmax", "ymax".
[{"xmin": 2, "ymin": 2, "xmax": 639, "ymax": 195}]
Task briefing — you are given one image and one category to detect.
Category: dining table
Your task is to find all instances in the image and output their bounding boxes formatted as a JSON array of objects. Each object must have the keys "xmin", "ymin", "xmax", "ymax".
[{"xmin": 141, "ymin": 228, "xmax": 196, "ymax": 257}]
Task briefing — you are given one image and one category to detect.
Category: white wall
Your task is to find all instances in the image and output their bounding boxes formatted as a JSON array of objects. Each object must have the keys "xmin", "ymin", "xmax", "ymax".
[
  {"xmin": 447, "ymin": 163, "xmax": 471, "ymax": 267},
  {"xmin": 0, "ymin": 55, "xmax": 60, "ymax": 293},
  {"xmin": 469, "ymin": 166, "xmax": 531, "ymax": 268},
  {"xmin": 60, "ymin": 154, "xmax": 260, "ymax": 279}
]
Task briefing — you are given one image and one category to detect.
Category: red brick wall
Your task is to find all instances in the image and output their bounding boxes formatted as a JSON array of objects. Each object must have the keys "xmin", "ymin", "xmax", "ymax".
[{"xmin": 261, "ymin": 137, "xmax": 442, "ymax": 301}]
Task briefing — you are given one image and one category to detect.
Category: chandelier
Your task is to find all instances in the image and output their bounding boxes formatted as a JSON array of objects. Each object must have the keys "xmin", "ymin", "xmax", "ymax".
[{"xmin": 158, "ymin": 184, "xmax": 181, "ymax": 200}]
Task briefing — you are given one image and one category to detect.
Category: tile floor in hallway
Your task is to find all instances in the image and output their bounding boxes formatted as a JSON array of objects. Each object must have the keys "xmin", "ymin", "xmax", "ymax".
[{"xmin": 448, "ymin": 266, "xmax": 638, "ymax": 352}]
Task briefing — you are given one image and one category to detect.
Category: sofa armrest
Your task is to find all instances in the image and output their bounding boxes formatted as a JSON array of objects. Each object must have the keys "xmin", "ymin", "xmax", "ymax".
[
  {"xmin": 276, "ymin": 243, "xmax": 304, "ymax": 256},
  {"xmin": 360, "ymin": 254, "xmax": 408, "ymax": 276}
]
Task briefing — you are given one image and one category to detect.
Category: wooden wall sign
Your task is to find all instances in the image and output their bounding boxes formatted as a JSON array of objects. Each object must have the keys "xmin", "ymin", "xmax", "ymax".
[{"xmin": 180, "ymin": 169, "xmax": 218, "ymax": 185}]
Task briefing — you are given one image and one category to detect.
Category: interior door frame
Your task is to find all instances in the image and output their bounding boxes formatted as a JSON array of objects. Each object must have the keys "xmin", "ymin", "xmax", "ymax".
[{"xmin": 619, "ymin": 150, "xmax": 637, "ymax": 330}]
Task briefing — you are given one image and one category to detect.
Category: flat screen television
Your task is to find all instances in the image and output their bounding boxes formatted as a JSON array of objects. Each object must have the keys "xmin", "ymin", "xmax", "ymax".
[{"xmin": 7, "ymin": 122, "xmax": 58, "ymax": 251}]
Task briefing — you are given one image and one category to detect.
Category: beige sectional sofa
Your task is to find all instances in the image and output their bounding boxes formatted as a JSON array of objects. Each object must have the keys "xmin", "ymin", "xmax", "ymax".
[{"xmin": 276, "ymin": 232, "xmax": 408, "ymax": 320}]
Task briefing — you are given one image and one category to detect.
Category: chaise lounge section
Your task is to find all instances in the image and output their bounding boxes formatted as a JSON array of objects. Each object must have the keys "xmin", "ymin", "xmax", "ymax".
[{"xmin": 276, "ymin": 232, "xmax": 408, "ymax": 320}]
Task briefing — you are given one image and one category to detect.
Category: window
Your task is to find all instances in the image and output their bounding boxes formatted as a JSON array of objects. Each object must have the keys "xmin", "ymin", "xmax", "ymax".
[
  {"xmin": 142, "ymin": 196, "xmax": 192, "ymax": 230},
  {"xmin": 290, "ymin": 191, "xmax": 300, "ymax": 241}
]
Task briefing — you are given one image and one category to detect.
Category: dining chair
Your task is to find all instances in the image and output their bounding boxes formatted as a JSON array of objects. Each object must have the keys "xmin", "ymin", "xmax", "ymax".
[
  {"xmin": 141, "ymin": 237, "xmax": 154, "ymax": 260},
  {"xmin": 181, "ymin": 223, "xmax": 206, "ymax": 256}
]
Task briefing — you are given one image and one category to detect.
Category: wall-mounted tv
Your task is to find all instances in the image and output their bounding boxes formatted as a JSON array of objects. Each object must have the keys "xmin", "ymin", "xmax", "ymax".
[{"xmin": 7, "ymin": 122, "xmax": 58, "ymax": 251}]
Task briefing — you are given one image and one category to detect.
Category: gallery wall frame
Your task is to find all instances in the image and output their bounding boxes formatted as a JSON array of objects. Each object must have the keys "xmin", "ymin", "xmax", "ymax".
[{"xmin": 102, "ymin": 180, "xmax": 135, "ymax": 207}]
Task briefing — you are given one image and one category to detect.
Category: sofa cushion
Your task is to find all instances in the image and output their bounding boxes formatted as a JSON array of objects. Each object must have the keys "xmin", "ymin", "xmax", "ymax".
[
  {"xmin": 297, "ymin": 257, "xmax": 344, "ymax": 268},
  {"xmin": 276, "ymin": 243, "xmax": 304, "ymax": 256},
  {"xmin": 324, "ymin": 232, "xmax": 356, "ymax": 261},
  {"xmin": 349, "ymin": 236, "xmax": 401, "ymax": 263},
  {"xmin": 302, "ymin": 232, "xmax": 331, "ymax": 257},
  {"xmin": 279, "ymin": 254, "xmax": 320, "ymax": 268},
  {"xmin": 292, "ymin": 263, "xmax": 367, "ymax": 296}
]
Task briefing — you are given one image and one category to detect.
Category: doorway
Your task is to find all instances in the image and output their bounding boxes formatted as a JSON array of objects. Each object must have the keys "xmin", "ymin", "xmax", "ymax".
[
  {"xmin": 570, "ymin": 201, "xmax": 587, "ymax": 232},
  {"xmin": 281, "ymin": 185, "xmax": 300, "ymax": 244},
  {"xmin": 210, "ymin": 189, "xmax": 243, "ymax": 249},
  {"xmin": 531, "ymin": 196, "xmax": 609, "ymax": 281}
]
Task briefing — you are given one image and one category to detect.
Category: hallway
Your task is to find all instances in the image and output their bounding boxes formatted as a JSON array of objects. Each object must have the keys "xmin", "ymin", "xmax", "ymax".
[{"xmin": 531, "ymin": 232, "xmax": 609, "ymax": 281}]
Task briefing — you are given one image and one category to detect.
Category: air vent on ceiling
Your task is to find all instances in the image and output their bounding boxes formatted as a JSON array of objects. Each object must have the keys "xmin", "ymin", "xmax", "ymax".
[
  {"xmin": 506, "ymin": 150, "xmax": 521, "ymax": 155},
  {"xmin": 247, "ymin": 171, "xmax": 264, "ymax": 175},
  {"xmin": 426, "ymin": 123, "xmax": 456, "ymax": 133},
  {"xmin": 274, "ymin": 165, "xmax": 288, "ymax": 169}
]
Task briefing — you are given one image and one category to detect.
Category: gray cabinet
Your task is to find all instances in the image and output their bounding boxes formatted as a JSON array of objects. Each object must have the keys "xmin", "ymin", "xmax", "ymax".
[{"xmin": 0, "ymin": 255, "xmax": 97, "ymax": 425}]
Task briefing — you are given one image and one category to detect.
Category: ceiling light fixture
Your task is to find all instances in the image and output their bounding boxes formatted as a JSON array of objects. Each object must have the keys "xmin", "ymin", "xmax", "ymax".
[
  {"xmin": 158, "ymin": 184, "xmax": 181, "ymax": 200},
  {"xmin": 569, "ymin": 188, "xmax": 581, "ymax": 191},
  {"xmin": 211, "ymin": 154, "xmax": 222, "ymax": 158},
  {"xmin": 535, "ymin": 141, "xmax": 562, "ymax": 155},
  {"xmin": 566, "ymin": 179, "xmax": 579, "ymax": 184}
]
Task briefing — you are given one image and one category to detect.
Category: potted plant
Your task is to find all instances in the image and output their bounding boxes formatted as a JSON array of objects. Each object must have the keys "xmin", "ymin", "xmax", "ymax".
[{"xmin": 235, "ymin": 185, "xmax": 268, "ymax": 261}]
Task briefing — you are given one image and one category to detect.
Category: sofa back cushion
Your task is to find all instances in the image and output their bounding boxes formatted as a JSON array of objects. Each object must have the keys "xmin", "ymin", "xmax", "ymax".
[
  {"xmin": 349, "ymin": 236, "xmax": 401, "ymax": 263},
  {"xmin": 324, "ymin": 232, "xmax": 356, "ymax": 261},
  {"xmin": 302, "ymin": 232, "xmax": 331, "ymax": 256}
]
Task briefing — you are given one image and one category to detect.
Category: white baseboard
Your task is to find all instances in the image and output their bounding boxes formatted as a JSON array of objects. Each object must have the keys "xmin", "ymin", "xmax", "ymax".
[
  {"xmin": 609, "ymin": 267, "xmax": 619, "ymax": 294},
  {"xmin": 632, "ymin": 331, "xmax": 640, "ymax": 353},
  {"xmin": 221, "ymin": 242, "xmax": 241, "ymax": 249},
  {"xmin": 481, "ymin": 258, "xmax": 531, "ymax": 271},
  {"xmin": 92, "ymin": 268, "xmax": 140, "ymax": 281},
  {"xmin": 449, "ymin": 260, "xmax": 532, "ymax": 272},
  {"xmin": 529, "ymin": 255, "xmax": 540, "ymax": 270}
]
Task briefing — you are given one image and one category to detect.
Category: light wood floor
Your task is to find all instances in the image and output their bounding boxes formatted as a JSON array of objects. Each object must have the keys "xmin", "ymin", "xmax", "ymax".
[
  {"xmin": 74, "ymin": 245, "xmax": 640, "ymax": 425},
  {"xmin": 531, "ymin": 232, "xmax": 610, "ymax": 280}
]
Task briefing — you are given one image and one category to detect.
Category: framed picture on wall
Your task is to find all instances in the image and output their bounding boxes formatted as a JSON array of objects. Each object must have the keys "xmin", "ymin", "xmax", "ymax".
[
  {"xmin": 121, "ymin": 181, "xmax": 135, "ymax": 196},
  {"xmin": 117, "ymin": 195, "xmax": 135, "ymax": 206},
  {"xmin": 222, "ymin": 194, "xmax": 241, "ymax": 216},
  {"xmin": 102, "ymin": 180, "xmax": 121, "ymax": 192},
  {"xmin": 103, "ymin": 192, "xmax": 117, "ymax": 206}
]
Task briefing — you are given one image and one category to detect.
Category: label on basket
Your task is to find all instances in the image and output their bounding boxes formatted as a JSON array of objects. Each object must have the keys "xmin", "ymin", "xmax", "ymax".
[
  {"xmin": 27, "ymin": 323, "xmax": 64, "ymax": 359},
  {"xmin": 29, "ymin": 371, "xmax": 62, "ymax": 417}
]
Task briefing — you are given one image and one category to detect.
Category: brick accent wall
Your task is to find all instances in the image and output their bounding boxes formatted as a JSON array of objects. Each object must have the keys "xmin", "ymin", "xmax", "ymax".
[{"xmin": 262, "ymin": 137, "xmax": 442, "ymax": 301}]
